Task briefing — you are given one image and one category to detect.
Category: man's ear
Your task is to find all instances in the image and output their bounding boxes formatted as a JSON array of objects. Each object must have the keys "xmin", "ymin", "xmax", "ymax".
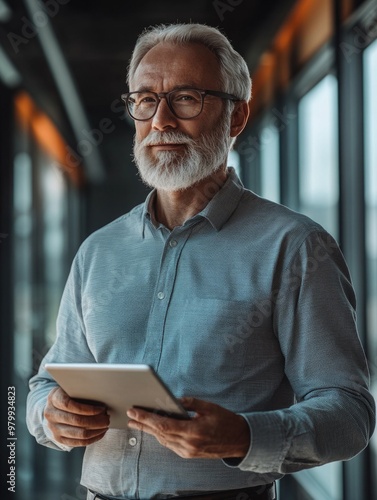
[{"xmin": 230, "ymin": 101, "xmax": 250, "ymax": 138}]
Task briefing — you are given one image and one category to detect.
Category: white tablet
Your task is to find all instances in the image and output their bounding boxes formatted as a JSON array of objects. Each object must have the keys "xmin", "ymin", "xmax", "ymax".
[{"xmin": 45, "ymin": 363, "xmax": 190, "ymax": 429}]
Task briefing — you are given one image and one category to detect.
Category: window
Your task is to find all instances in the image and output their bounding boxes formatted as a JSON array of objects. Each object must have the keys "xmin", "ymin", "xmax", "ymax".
[
  {"xmin": 364, "ymin": 38, "xmax": 377, "ymax": 480},
  {"xmin": 13, "ymin": 152, "xmax": 33, "ymax": 380},
  {"xmin": 40, "ymin": 152, "xmax": 68, "ymax": 348},
  {"xmin": 298, "ymin": 75, "xmax": 339, "ymax": 238},
  {"xmin": 12, "ymin": 94, "xmax": 84, "ymax": 499},
  {"xmin": 294, "ymin": 74, "xmax": 342, "ymax": 500},
  {"xmin": 260, "ymin": 124, "xmax": 280, "ymax": 203},
  {"xmin": 228, "ymin": 149, "xmax": 241, "ymax": 178}
]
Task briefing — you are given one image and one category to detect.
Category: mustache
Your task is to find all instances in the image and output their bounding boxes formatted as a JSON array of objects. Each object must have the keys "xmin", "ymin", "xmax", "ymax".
[{"xmin": 138, "ymin": 131, "xmax": 195, "ymax": 147}]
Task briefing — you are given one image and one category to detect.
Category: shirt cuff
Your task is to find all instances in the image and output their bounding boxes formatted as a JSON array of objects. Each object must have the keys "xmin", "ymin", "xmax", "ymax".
[{"xmin": 223, "ymin": 411, "xmax": 289, "ymax": 473}]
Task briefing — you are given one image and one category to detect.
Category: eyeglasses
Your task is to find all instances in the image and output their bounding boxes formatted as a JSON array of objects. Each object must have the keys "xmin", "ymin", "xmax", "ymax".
[{"xmin": 121, "ymin": 88, "xmax": 240, "ymax": 121}]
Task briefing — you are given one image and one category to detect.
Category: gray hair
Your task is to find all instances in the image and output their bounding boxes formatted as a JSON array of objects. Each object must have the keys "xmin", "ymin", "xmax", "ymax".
[{"xmin": 127, "ymin": 23, "xmax": 252, "ymax": 101}]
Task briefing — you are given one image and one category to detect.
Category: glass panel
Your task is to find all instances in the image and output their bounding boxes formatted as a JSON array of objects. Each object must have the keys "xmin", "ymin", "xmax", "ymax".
[
  {"xmin": 295, "ymin": 464, "xmax": 342, "ymax": 500},
  {"xmin": 12, "ymin": 110, "xmax": 82, "ymax": 499},
  {"xmin": 298, "ymin": 75, "xmax": 339, "ymax": 238},
  {"xmin": 228, "ymin": 149, "xmax": 241, "ymax": 178},
  {"xmin": 260, "ymin": 124, "xmax": 280, "ymax": 202},
  {"xmin": 295, "ymin": 74, "xmax": 342, "ymax": 499},
  {"xmin": 13, "ymin": 152, "xmax": 33, "ymax": 381},
  {"xmin": 40, "ymin": 151, "xmax": 67, "ymax": 348},
  {"xmin": 13, "ymin": 146, "xmax": 35, "ymax": 498},
  {"xmin": 364, "ymin": 38, "xmax": 377, "ymax": 484}
]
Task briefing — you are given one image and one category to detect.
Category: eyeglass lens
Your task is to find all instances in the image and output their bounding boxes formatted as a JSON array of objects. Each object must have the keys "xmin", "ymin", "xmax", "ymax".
[{"xmin": 127, "ymin": 89, "xmax": 203, "ymax": 120}]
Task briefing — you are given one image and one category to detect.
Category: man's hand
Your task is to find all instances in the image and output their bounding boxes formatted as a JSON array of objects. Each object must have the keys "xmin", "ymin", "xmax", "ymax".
[
  {"xmin": 127, "ymin": 397, "xmax": 250, "ymax": 459},
  {"xmin": 44, "ymin": 387, "xmax": 110, "ymax": 447}
]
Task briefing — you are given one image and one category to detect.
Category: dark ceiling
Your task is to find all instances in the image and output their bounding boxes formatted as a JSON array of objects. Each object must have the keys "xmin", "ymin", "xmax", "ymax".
[{"xmin": 0, "ymin": 0, "xmax": 296, "ymax": 180}]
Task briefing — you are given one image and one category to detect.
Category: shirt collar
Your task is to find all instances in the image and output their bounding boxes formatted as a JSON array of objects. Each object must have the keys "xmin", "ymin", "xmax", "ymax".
[
  {"xmin": 198, "ymin": 167, "xmax": 245, "ymax": 231},
  {"xmin": 141, "ymin": 167, "xmax": 245, "ymax": 237}
]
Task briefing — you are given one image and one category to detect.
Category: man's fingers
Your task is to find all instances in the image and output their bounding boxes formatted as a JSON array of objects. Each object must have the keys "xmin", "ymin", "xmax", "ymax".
[
  {"xmin": 56, "ymin": 423, "xmax": 108, "ymax": 440},
  {"xmin": 44, "ymin": 387, "xmax": 110, "ymax": 447},
  {"xmin": 45, "ymin": 406, "xmax": 110, "ymax": 429},
  {"xmin": 127, "ymin": 418, "xmax": 182, "ymax": 438},
  {"xmin": 127, "ymin": 409, "xmax": 189, "ymax": 435},
  {"xmin": 53, "ymin": 427, "xmax": 108, "ymax": 447},
  {"xmin": 127, "ymin": 419, "xmax": 189, "ymax": 452},
  {"xmin": 128, "ymin": 398, "xmax": 251, "ymax": 459},
  {"xmin": 128, "ymin": 419, "xmax": 205, "ymax": 459},
  {"xmin": 49, "ymin": 387, "xmax": 107, "ymax": 415}
]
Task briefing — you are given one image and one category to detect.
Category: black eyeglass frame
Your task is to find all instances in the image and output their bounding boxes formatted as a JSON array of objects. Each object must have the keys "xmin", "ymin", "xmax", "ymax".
[{"xmin": 120, "ymin": 88, "xmax": 241, "ymax": 121}]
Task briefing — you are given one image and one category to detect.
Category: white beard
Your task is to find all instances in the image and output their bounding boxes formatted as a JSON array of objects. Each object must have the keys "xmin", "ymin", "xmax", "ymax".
[{"xmin": 132, "ymin": 109, "xmax": 234, "ymax": 191}]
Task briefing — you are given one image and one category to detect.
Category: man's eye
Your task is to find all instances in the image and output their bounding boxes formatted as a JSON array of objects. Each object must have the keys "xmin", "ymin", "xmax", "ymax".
[
  {"xmin": 176, "ymin": 94, "xmax": 194, "ymax": 101},
  {"xmin": 139, "ymin": 96, "xmax": 157, "ymax": 104},
  {"xmin": 173, "ymin": 93, "xmax": 200, "ymax": 104}
]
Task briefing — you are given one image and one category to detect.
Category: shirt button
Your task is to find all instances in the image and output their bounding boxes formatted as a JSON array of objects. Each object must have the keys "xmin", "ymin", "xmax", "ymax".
[
  {"xmin": 169, "ymin": 239, "xmax": 178, "ymax": 248},
  {"xmin": 157, "ymin": 291, "xmax": 165, "ymax": 300},
  {"xmin": 128, "ymin": 437, "xmax": 137, "ymax": 447}
]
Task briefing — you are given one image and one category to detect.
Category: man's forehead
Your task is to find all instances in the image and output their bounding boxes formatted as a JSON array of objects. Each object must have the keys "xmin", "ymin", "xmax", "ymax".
[{"xmin": 131, "ymin": 42, "xmax": 221, "ymax": 89}]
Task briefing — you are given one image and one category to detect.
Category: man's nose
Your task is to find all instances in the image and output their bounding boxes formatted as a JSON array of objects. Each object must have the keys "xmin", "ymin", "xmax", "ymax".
[{"xmin": 151, "ymin": 97, "xmax": 178, "ymax": 131}]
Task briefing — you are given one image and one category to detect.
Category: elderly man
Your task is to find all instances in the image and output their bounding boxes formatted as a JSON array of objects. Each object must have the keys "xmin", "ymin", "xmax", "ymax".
[{"xmin": 27, "ymin": 24, "xmax": 375, "ymax": 500}]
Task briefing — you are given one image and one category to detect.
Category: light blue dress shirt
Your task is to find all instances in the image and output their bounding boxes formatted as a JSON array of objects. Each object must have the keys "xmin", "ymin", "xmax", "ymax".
[{"xmin": 27, "ymin": 168, "xmax": 375, "ymax": 499}]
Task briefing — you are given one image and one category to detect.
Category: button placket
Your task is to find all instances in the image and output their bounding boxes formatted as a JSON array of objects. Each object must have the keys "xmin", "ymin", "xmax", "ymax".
[
  {"xmin": 157, "ymin": 237, "xmax": 178, "ymax": 300},
  {"xmin": 142, "ymin": 227, "xmax": 192, "ymax": 368}
]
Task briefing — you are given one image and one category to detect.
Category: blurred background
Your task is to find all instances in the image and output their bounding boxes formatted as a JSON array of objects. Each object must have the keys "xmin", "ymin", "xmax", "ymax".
[{"xmin": 0, "ymin": 0, "xmax": 376, "ymax": 498}]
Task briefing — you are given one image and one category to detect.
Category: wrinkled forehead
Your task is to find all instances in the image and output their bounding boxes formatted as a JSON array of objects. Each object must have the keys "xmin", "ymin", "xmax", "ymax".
[{"xmin": 130, "ymin": 42, "xmax": 222, "ymax": 91}]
